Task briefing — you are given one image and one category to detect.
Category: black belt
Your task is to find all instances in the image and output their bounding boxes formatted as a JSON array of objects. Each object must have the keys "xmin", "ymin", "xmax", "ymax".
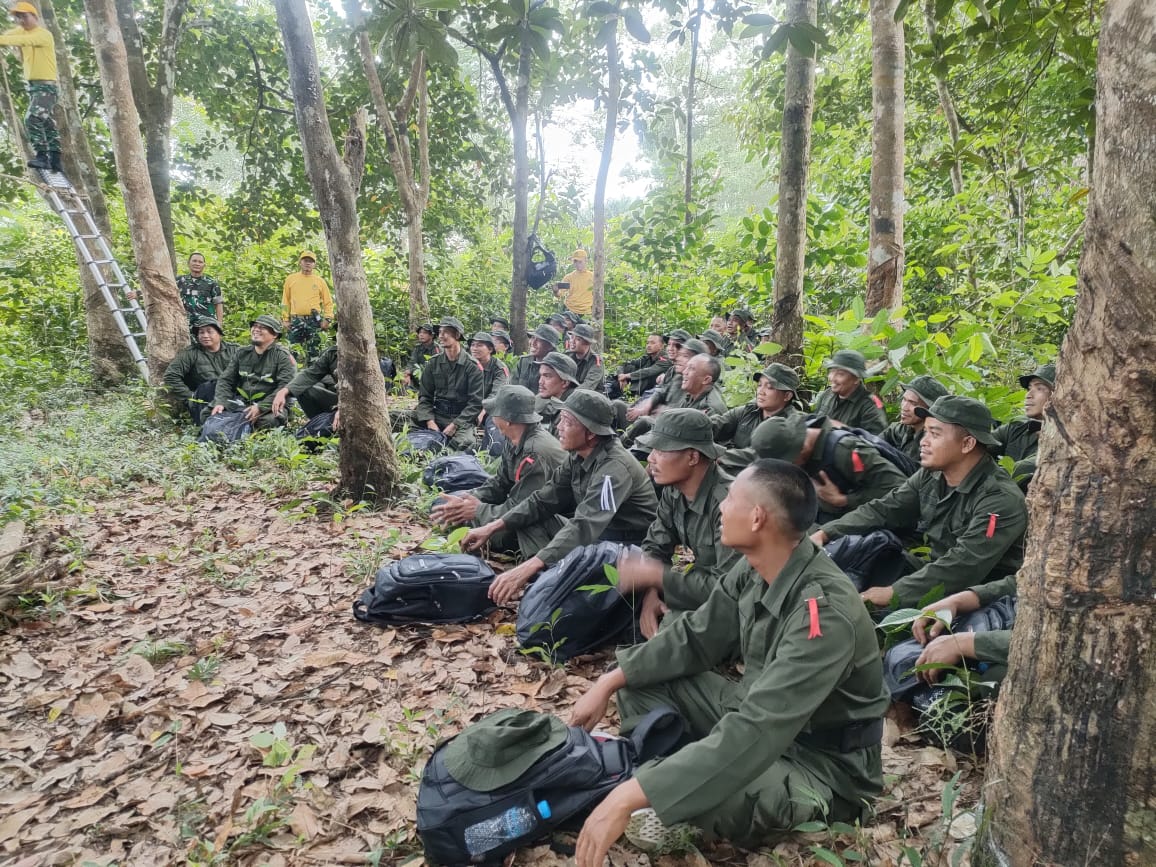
[{"xmin": 796, "ymin": 718, "xmax": 883, "ymax": 753}]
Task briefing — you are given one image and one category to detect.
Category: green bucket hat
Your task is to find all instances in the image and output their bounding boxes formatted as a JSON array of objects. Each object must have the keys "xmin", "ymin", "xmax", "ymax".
[
  {"xmin": 915, "ymin": 395, "xmax": 999, "ymax": 447},
  {"xmin": 753, "ymin": 362, "xmax": 800, "ymax": 394},
  {"xmin": 442, "ymin": 708, "xmax": 568, "ymax": 792},
  {"xmin": 490, "ymin": 316, "xmax": 511, "ymax": 331},
  {"xmin": 751, "ymin": 413, "xmax": 808, "ymax": 462},
  {"xmin": 483, "ymin": 384, "xmax": 541, "ymax": 424},
  {"xmin": 700, "ymin": 329, "xmax": 727, "ymax": 351},
  {"xmin": 636, "ymin": 408, "xmax": 725, "ymax": 459},
  {"xmin": 681, "ymin": 338, "xmax": 709, "ymax": 356},
  {"xmin": 730, "ymin": 309, "xmax": 754, "ymax": 324},
  {"xmin": 823, "ymin": 349, "xmax": 868, "ymax": 379},
  {"xmin": 537, "ymin": 351, "xmax": 579, "ymax": 385},
  {"xmin": 901, "ymin": 374, "xmax": 949, "ymax": 407},
  {"xmin": 546, "ymin": 314, "xmax": 567, "ymax": 329},
  {"xmin": 571, "ymin": 323, "xmax": 597, "ymax": 344},
  {"xmin": 250, "ymin": 314, "xmax": 283, "ymax": 336},
  {"xmin": 470, "ymin": 331, "xmax": 496, "ymax": 349},
  {"xmin": 562, "ymin": 389, "xmax": 616, "ymax": 436},
  {"xmin": 667, "ymin": 328, "xmax": 692, "ymax": 344},
  {"xmin": 438, "ymin": 316, "xmax": 466, "ymax": 339},
  {"xmin": 415, "ymin": 322, "xmax": 435, "ymax": 336},
  {"xmin": 491, "ymin": 329, "xmax": 512, "ymax": 345},
  {"xmin": 190, "ymin": 315, "xmax": 223, "ymax": 336},
  {"xmin": 1018, "ymin": 362, "xmax": 1056, "ymax": 390},
  {"xmin": 530, "ymin": 324, "xmax": 561, "ymax": 348}
]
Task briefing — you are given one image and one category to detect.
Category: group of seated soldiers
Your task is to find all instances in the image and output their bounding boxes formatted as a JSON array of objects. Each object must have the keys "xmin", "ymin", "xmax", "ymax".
[{"xmin": 162, "ymin": 305, "xmax": 1055, "ymax": 859}]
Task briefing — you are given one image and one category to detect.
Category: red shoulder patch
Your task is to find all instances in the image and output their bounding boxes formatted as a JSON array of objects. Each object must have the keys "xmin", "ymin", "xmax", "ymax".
[
  {"xmin": 499, "ymin": 360, "xmax": 510, "ymax": 374},
  {"xmin": 871, "ymin": 393, "xmax": 884, "ymax": 409},
  {"xmin": 473, "ymin": 359, "xmax": 484, "ymax": 371},
  {"xmin": 851, "ymin": 450, "xmax": 865, "ymax": 473}
]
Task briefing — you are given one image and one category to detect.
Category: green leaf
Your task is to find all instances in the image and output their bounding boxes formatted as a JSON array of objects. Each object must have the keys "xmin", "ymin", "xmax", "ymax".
[
  {"xmin": 793, "ymin": 820, "xmax": 828, "ymax": 833},
  {"xmin": 811, "ymin": 847, "xmax": 845, "ymax": 867},
  {"xmin": 622, "ymin": 7, "xmax": 650, "ymax": 43}
]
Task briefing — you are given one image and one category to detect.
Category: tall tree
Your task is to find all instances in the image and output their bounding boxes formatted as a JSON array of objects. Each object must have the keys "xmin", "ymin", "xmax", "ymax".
[
  {"xmin": 83, "ymin": 0, "xmax": 186, "ymax": 384},
  {"xmin": 273, "ymin": 0, "xmax": 400, "ymax": 502},
  {"xmin": 769, "ymin": 0, "xmax": 818, "ymax": 366},
  {"xmin": 865, "ymin": 0, "xmax": 904, "ymax": 315},
  {"xmin": 975, "ymin": 0, "xmax": 1156, "ymax": 863},
  {"xmin": 682, "ymin": 0, "xmax": 703, "ymax": 223}
]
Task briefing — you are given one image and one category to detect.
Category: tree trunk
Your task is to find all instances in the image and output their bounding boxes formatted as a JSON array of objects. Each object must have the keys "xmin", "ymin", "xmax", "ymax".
[
  {"xmin": 83, "ymin": 0, "xmax": 185, "ymax": 384},
  {"xmin": 274, "ymin": 0, "xmax": 399, "ymax": 502},
  {"xmin": 591, "ymin": 12, "xmax": 620, "ymax": 345},
  {"xmin": 769, "ymin": 0, "xmax": 816, "ymax": 367},
  {"xmin": 865, "ymin": 0, "xmax": 905, "ymax": 316},
  {"xmin": 40, "ymin": 0, "xmax": 134, "ymax": 385},
  {"xmin": 683, "ymin": 0, "xmax": 703, "ymax": 224},
  {"xmin": 508, "ymin": 24, "xmax": 532, "ymax": 353},
  {"xmin": 974, "ymin": 1, "xmax": 1156, "ymax": 863},
  {"xmin": 922, "ymin": 0, "xmax": 962, "ymax": 197}
]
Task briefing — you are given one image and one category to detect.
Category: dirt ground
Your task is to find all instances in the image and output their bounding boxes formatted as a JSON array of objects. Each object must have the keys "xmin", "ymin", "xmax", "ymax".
[{"xmin": 0, "ymin": 480, "xmax": 982, "ymax": 866}]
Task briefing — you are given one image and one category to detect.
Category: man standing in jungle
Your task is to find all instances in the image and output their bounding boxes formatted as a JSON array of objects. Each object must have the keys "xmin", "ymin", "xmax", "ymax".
[{"xmin": 0, "ymin": 2, "xmax": 60, "ymax": 172}]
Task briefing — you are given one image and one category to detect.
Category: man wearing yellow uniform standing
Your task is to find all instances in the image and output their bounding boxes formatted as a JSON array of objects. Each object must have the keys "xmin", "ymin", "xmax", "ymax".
[
  {"xmin": 553, "ymin": 248, "xmax": 594, "ymax": 317},
  {"xmin": 281, "ymin": 251, "xmax": 334, "ymax": 360},
  {"xmin": 0, "ymin": 2, "xmax": 59, "ymax": 172}
]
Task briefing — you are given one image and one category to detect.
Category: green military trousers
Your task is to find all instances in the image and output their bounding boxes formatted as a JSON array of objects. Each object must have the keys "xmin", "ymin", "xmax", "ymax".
[
  {"xmin": 473, "ymin": 502, "xmax": 565, "ymax": 561},
  {"xmin": 617, "ymin": 673, "xmax": 876, "ymax": 844}
]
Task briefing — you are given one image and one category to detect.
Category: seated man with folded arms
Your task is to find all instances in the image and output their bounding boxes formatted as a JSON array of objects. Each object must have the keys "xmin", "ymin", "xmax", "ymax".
[
  {"xmin": 880, "ymin": 375, "xmax": 950, "ymax": 461},
  {"xmin": 462, "ymin": 390, "xmax": 658, "ymax": 604},
  {"xmin": 608, "ymin": 331, "xmax": 671, "ymax": 400},
  {"xmin": 713, "ymin": 362, "xmax": 800, "ymax": 450},
  {"xmin": 570, "ymin": 460, "xmax": 888, "ymax": 864},
  {"xmin": 812, "ymin": 396, "xmax": 1027, "ymax": 610},
  {"xmin": 615, "ymin": 410, "xmax": 740, "ymax": 637}
]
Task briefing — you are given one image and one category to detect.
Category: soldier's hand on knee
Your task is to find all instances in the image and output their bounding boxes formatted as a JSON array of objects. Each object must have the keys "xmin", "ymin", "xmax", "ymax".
[
  {"xmin": 915, "ymin": 632, "xmax": 976, "ymax": 683},
  {"xmin": 576, "ymin": 779, "xmax": 647, "ymax": 867},
  {"xmin": 243, "ymin": 404, "xmax": 261, "ymax": 423},
  {"xmin": 270, "ymin": 387, "xmax": 289, "ymax": 416},
  {"xmin": 443, "ymin": 423, "xmax": 458, "ymax": 438},
  {"xmin": 639, "ymin": 589, "xmax": 668, "ymax": 639},
  {"xmin": 426, "ymin": 420, "xmax": 440, "ymax": 432},
  {"xmin": 210, "ymin": 405, "xmax": 225, "ymax": 416}
]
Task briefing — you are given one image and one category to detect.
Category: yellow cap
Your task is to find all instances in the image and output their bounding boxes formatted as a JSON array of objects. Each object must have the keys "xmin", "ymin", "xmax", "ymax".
[
  {"xmin": 10, "ymin": 2, "xmax": 38, "ymax": 14},
  {"xmin": 570, "ymin": 249, "xmax": 588, "ymax": 261},
  {"xmin": 299, "ymin": 250, "xmax": 317, "ymax": 261}
]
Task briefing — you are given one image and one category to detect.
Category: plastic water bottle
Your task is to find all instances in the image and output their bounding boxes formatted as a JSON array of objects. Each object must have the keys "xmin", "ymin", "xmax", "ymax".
[{"xmin": 463, "ymin": 801, "xmax": 551, "ymax": 856}]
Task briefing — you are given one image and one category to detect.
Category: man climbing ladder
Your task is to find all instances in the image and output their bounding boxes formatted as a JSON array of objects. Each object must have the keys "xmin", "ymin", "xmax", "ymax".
[{"xmin": 0, "ymin": 1, "xmax": 60, "ymax": 172}]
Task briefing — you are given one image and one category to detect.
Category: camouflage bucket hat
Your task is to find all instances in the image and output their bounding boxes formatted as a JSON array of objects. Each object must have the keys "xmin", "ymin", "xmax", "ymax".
[
  {"xmin": 538, "ymin": 351, "xmax": 579, "ymax": 385},
  {"xmin": 490, "ymin": 316, "xmax": 511, "ymax": 330},
  {"xmin": 250, "ymin": 314, "xmax": 283, "ymax": 336},
  {"xmin": 438, "ymin": 316, "xmax": 466, "ymax": 339},
  {"xmin": 491, "ymin": 329, "xmax": 512, "ymax": 345},
  {"xmin": 1018, "ymin": 362, "xmax": 1056, "ymax": 390},
  {"xmin": 442, "ymin": 708, "xmax": 568, "ymax": 792},
  {"xmin": 636, "ymin": 408, "xmax": 725, "ymax": 459},
  {"xmin": 823, "ymin": 349, "xmax": 868, "ymax": 379},
  {"xmin": 751, "ymin": 413, "xmax": 808, "ymax": 461},
  {"xmin": 901, "ymin": 374, "xmax": 950, "ymax": 407},
  {"xmin": 700, "ymin": 329, "xmax": 727, "ymax": 350},
  {"xmin": 571, "ymin": 323, "xmax": 597, "ymax": 344},
  {"xmin": 483, "ymin": 384, "xmax": 541, "ymax": 424},
  {"xmin": 562, "ymin": 389, "xmax": 616, "ymax": 436},
  {"xmin": 667, "ymin": 328, "xmax": 692, "ymax": 344},
  {"xmin": 470, "ymin": 331, "xmax": 496, "ymax": 349},
  {"xmin": 681, "ymin": 338, "xmax": 709, "ymax": 356},
  {"xmin": 415, "ymin": 322, "xmax": 435, "ymax": 336},
  {"xmin": 531, "ymin": 324, "xmax": 561, "ymax": 348},
  {"xmin": 730, "ymin": 309, "xmax": 754, "ymax": 324},
  {"xmin": 753, "ymin": 362, "xmax": 800, "ymax": 394},
  {"xmin": 190, "ymin": 315, "xmax": 223, "ymax": 335},
  {"xmin": 915, "ymin": 395, "xmax": 999, "ymax": 447}
]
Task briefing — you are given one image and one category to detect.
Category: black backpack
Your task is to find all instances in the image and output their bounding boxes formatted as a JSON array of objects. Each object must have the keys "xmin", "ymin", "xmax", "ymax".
[
  {"xmin": 423, "ymin": 454, "xmax": 492, "ymax": 493},
  {"xmin": 198, "ymin": 409, "xmax": 253, "ymax": 445},
  {"xmin": 516, "ymin": 542, "xmax": 640, "ymax": 662},
  {"xmin": 353, "ymin": 554, "xmax": 496, "ymax": 626},
  {"xmin": 417, "ymin": 706, "xmax": 685, "ymax": 866},
  {"xmin": 812, "ymin": 417, "xmax": 920, "ymax": 484},
  {"xmin": 295, "ymin": 410, "xmax": 337, "ymax": 440},
  {"xmin": 525, "ymin": 235, "xmax": 557, "ymax": 290},
  {"xmin": 405, "ymin": 428, "xmax": 448, "ymax": 455},
  {"xmin": 824, "ymin": 529, "xmax": 907, "ymax": 592}
]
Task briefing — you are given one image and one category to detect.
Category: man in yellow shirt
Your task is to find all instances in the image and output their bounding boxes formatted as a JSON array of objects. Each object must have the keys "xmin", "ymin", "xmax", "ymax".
[
  {"xmin": 281, "ymin": 250, "xmax": 334, "ymax": 360},
  {"xmin": 553, "ymin": 248, "xmax": 594, "ymax": 316},
  {"xmin": 0, "ymin": 2, "xmax": 59, "ymax": 171}
]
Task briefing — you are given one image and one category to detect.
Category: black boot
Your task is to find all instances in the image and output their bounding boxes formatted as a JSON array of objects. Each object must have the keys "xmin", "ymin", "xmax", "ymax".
[
  {"xmin": 48, "ymin": 151, "xmax": 62, "ymax": 173},
  {"xmin": 26, "ymin": 151, "xmax": 49, "ymax": 170}
]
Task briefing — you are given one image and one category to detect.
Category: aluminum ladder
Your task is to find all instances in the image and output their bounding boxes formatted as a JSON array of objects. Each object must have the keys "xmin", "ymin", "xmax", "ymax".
[{"xmin": 35, "ymin": 168, "xmax": 151, "ymax": 382}]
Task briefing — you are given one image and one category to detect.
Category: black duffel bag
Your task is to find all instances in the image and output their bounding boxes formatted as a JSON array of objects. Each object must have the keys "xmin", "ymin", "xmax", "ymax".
[
  {"xmin": 353, "ymin": 553, "xmax": 497, "ymax": 626},
  {"xmin": 423, "ymin": 454, "xmax": 492, "ymax": 493},
  {"xmin": 405, "ymin": 428, "xmax": 448, "ymax": 455},
  {"xmin": 516, "ymin": 542, "xmax": 640, "ymax": 662},
  {"xmin": 198, "ymin": 409, "xmax": 253, "ymax": 445},
  {"xmin": 824, "ymin": 529, "xmax": 908, "ymax": 592}
]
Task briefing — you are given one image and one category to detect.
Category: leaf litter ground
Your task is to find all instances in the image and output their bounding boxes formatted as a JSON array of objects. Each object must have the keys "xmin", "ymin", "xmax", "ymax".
[{"xmin": 1, "ymin": 453, "xmax": 983, "ymax": 867}]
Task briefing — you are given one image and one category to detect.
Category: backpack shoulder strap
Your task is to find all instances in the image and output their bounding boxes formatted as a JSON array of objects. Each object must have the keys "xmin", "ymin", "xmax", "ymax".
[{"xmin": 627, "ymin": 705, "xmax": 687, "ymax": 763}]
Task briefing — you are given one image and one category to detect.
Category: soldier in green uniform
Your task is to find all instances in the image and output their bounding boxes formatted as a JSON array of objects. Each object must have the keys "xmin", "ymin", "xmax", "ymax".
[
  {"xmin": 608, "ymin": 332, "xmax": 671, "ymax": 399},
  {"xmin": 614, "ymin": 410, "xmax": 740, "ymax": 637},
  {"xmin": 535, "ymin": 351, "xmax": 579, "ymax": 436},
  {"xmin": 491, "ymin": 329, "xmax": 513, "ymax": 359},
  {"xmin": 736, "ymin": 413, "xmax": 907, "ymax": 523},
  {"xmin": 570, "ymin": 460, "xmax": 888, "ymax": 863},
  {"xmin": 163, "ymin": 316, "xmax": 240, "ymax": 424},
  {"xmin": 402, "ymin": 323, "xmax": 439, "ymax": 391},
  {"xmin": 567, "ymin": 323, "xmax": 606, "ymax": 390},
  {"xmin": 812, "ymin": 349, "xmax": 888, "ymax": 434},
  {"xmin": 994, "ymin": 362, "xmax": 1054, "ymax": 485},
  {"xmin": 490, "ymin": 316, "xmax": 511, "ymax": 334},
  {"xmin": 395, "ymin": 316, "xmax": 484, "ymax": 452},
  {"xmin": 699, "ymin": 329, "xmax": 729, "ymax": 357},
  {"xmin": 463, "ymin": 390, "xmax": 658, "ymax": 604},
  {"xmin": 270, "ymin": 343, "xmax": 338, "ymax": 422},
  {"xmin": 727, "ymin": 309, "xmax": 760, "ymax": 351},
  {"xmin": 431, "ymin": 385, "xmax": 568, "ymax": 560},
  {"xmin": 881, "ymin": 375, "xmax": 950, "ymax": 461},
  {"xmin": 812, "ymin": 395, "xmax": 1027, "ymax": 609},
  {"xmin": 510, "ymin": 324, "xmax": 561, "ymax": 391},
  {"xmin": 210, "ymin": 314, "xmax": 297, "ymax": 429},
  {"xmin": 623, "ymin": 344, "xmax": 723, "ymax": 446},
  {"xmin": 176, "ymin": 253, "xmax": 224, "ymax": 327},
  {"xmin": 714, "ymin": 362, "xmax": 801, "ymax": 450},
  {"xmin": 469, "ymin": 332, "xmax": 509, "ymax": 399}
]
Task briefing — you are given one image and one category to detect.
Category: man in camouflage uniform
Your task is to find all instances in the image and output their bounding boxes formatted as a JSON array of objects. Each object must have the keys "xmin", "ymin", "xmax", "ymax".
[
  {"xmin": 431, "ymin": 385, "xmax": 568, "ymax": 560},
  {"xmin": 403, "ymin": 323, "xmax": 439, "ymax": 391},
  {"xmin": 281, "ymin": 251, "xmax": 333, "ymax": 361},
  {"xmin": 210, "ymin": 314, "xmax": 297, "ymax": 429},
  {"xmin": 881, "ymin": 375, "xmax": 950, "ymax": 461},
  {"xmin": 567, "ymin": 323, "xmax": 605, "ymax": 390},
  {"xmin": 812, "ymin": 349, "xmax": 888, "ymax": 434},
  {"xmin": 163, "ymin": 316, "xmax": 240, "ymax": 424},
  {"xmin": 510, "ymin": 324, "xmax": 561, "ymax": 391},
  {"xmin": 536, "ymin": 351, "xmax": 580, "ymax": 436},
  {"xmin": 714, "ymin": 362, "xmax": 800, "ymax": 451},
  {"xmin": 608, "ymin": 332, "xmax": 671, "ymax": 400},
  {"xmin": 393, "ymin": 316, "xmax": 483, "ymax": 452},
  {"xmin": 463, "ymin": 390, "xmax": 658, "ymax": 604},
  {"xmin": 1, "ymin": 2, "xmax": 60, "ymax": 171},
  {"xmin": 176, "ymin": 252, "xmax": 224, "ymax": 327}
]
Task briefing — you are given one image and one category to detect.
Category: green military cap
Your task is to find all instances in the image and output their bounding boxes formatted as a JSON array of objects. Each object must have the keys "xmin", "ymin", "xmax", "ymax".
[
  {"xmin": 823, "ymin": 349, "xmax": 868, "ymax": 379},
  {"xmin": 562, "ymin": 311, "xmax": 583, "ymax": 325},
  {"xmin": 901, "ymin": 374, "xmax": 949, "ymax": 406},
  {"xmin": 547, "ymin": 314, "xmax": 567, "ymax": 329},
  {"xmin": 538, "ymin": 351, "xmax": 579, "ymax": 385},
  {"xmin": 751, "ymin": 413, "xmax": 808, "ymax": 462},
  {"xmin": 530, "ymin": 323, "xmax": 561, "ymax": 347},
  {"xmin": 681, "ymin": 338, "xmax": 709, "ymax": 356},
  {"xmin": 637, "ymin": 408, "xmax": 725, "ymax": 459},
  {"xmin": 1018, "ymin": 362, "xmax": 1056, "ymax": 389},
  {"xmin": 483, "ymin": 384, "xmax": 541, "ymax": 424},
  {"xmin": 438, "ymin": 316, "xmax": 466, "ymax": 339},
  {"xmin": 700, "ymin": 329, "xmax": 727, "ymax": 351},
  {"xmin": 491, "ymin": 328, "xmax": 512, "ymax": 344},
  {"xmin": 562, "ymin": 389, "xmax": 616, "ymax": 436},
  {"xmin": 250, "ymin": 314, "xmax": 283, "ymax": 336},
  {"xmin": 442, "ymin": 708, "xmax": 568, "ymax": 792},
  {"xmin": 490, "ymin": 316, "xmax": 511, "ymax": 331},
  {"xmin": 190, "ymin": 315, "xmax": 223, "ymax": 335},
  {"xmin": 753, "ymin": 362, "xmax": 800, "ymax": 394},
  {"xmin": 667, "ymin": 328, "xmax": 692, "ymax": 343},
  {"xmin": 470, "ymin": 331, "xmax": 496, "ymax": 349},
  {"xmin": 915, "ymin": 395, "xmax": 999, "ymax": 447},
  {"xmin": 571, "ymin": 323, "xmax": 597, "ymax": 344},
  {"xmin": 730, "ymin": 309, "xmax": 755, "ymax": 324},
  {"xmin": 415, "ymin": 322, "xmax": 435, "ymax": 335}
]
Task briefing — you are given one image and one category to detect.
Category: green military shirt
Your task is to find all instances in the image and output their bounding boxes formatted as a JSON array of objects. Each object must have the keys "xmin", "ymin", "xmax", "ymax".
[
  {"xmin": 213, "ymin": 343, "xmax": 297, "ymax": 410},
  {"xmin": 471, "ymin": 423, "xmax": 568, "ymax": 513},
  {"xmin": 510, "ymin": 354, "xmax": 545, "ymax": 391},
  {"xmin": 405, "ymin": 341, "xmax": 439, "ymax": 376},
  {"xmin": 479, "ymin": 356, "xmax": 510, "ymax": 399},
  {"xmin": 821, "ymin": 453, "xmax": 1027, "ymax": 607},
  {"xmin": 993, "ymin": 418, "xmax": 1040, "ymax": 462},
  {"xmin": 176, "ymin": 273, "xmax": 223, "ymax": 324},
  {"xmin": 618, "ymin": 540, "xmax": 888, "ymax": 826},
  {"xmin": 502, "ymin": 437, "xmax": 658, "ymax": 565},
  {"xmin": 813, "ymin": 384, "xmax": 888, "ymax": 434},
  {"xmin": 642, "ymin": 463, "xmax": 741, "ymax": 611},
  {"xmin": 620, "ymin": 351, "xmax": 672, "ymax": 394},
  {"xmin": 671, "ymin": 384, "xmax": 727, "ymax": 416},
  {"xmin": 414, "ymin": 350, "xmax": 484, "ymax": 431},
  {"xmin": 163, "ymin": 341, "xmax": 241, "ymax": 400},
  {"xmin": 651, "ymin": 373, "xmax": 685, "ymax": 410},
  {"xmin": 568, "ymin": 350, "xmax": 605, "ymax": 391},
  {"xmin": 536, "ymin": 387, "xmax": 575, "ymax": 437},
  {"xmin": 287, "ymin": 344, "xmax": 337, "ymax": 397},
  {"xmin": 713, "ymin": 402, "xmax": 798, "ymax": 449},
  {"xmin": 968, "ymin": 573, "xmax": 1017, "ymax": 664},
  {"xmin": 881, "ymin": 422, "xmax": 923, "ymax": 461}
]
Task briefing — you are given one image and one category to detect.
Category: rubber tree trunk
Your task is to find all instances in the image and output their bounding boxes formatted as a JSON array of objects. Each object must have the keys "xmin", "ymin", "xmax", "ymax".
[
  {"xmin": 273, "ymin": 0, "xmax": 399, "ymax": 503},
  {"xmin": 682, "ymin": 0, "xmax": 703, "ymax": 224},
  {"xmin": 508, "ymin": 26, "xmax": 531, "ymax": 353},
  {"xmin": 591, "ymin": 11, "xmax": 620, "ymax": 345},
  {"xmin": 974, "ymin": 1, "xmax": 1156, "ymax": 863},
  {"xmin": 83, "ymin": 0, "xmax": 185, "ymax": 384},
  {"xmin": 769, "ymin": 0, "xmax": 816, "ymax": 367},
  {"xmin": 865, "ymin": 0, "xmax": 905, "ymax": 316}
]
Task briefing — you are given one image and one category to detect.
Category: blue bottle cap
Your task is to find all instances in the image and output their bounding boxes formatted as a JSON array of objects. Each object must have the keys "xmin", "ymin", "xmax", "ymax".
[{"xmin": 536, "ymin": 800, "xmax": 551, "ymax": 819}]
